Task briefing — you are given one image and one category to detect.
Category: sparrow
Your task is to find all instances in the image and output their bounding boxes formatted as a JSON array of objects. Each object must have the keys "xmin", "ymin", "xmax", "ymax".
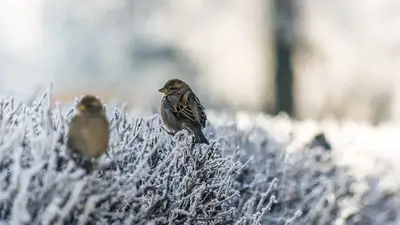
[
  {"xmin": 158, "ymin": 78, "xmax": 209, "ymax": 145},
  {"xmin": 66, "ymin": 95, "xmax": 110, "ymax": 171}
]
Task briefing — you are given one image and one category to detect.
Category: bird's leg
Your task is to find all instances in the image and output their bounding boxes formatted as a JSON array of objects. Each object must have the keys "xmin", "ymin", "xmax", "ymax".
[
  {"xmin": 82, "ymin": 159, "xmax": 94, "ymax": 174},
  {"xmin": 189, "ymin": 135, "xmax": 199, "ymax": 150}
]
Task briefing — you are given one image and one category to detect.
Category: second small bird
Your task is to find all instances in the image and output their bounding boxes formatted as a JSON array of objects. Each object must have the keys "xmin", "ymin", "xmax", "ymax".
[
  {"xmin": 67, "ymin": 95, "xmax": 110, "ymax": 171},
  {"xmin": 158, "ymin": 79, "xmax": 209, "ymax": 145}
]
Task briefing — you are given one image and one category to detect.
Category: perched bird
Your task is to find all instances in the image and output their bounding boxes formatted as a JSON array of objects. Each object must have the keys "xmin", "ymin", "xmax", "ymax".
[
  {"xmin": 158, "ymin": 78, "xmax": 209, "ymax": 145},
  {"xmin": 66, "ymin": 95, "xmax": 110, "ymax": 171}
]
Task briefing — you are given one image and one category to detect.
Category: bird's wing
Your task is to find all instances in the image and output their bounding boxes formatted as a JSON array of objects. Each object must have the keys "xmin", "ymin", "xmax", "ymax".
[
  {"xmin": 191, "ymin": 93, "xmax": 207, "ymax": 128},
  {"xmin": 67, "ymin": 115, "xmax": 87, "ymax": 153},
  {"xmin": 186, "ymin": 92, "xmax": 207, "ymax": 128},
  {"xmin": 170, "ymin": 91, "xmax": 207, "ymax": 128},
  {"xmin": 84, "ymin": 116, "xmax": 110, "ymax": 158}
]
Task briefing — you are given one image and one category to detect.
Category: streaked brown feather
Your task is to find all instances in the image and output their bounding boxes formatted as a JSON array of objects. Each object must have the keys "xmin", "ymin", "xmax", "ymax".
[{"xmin": 168, "ymin": 90, "xmax": 206, "ymax": 128}]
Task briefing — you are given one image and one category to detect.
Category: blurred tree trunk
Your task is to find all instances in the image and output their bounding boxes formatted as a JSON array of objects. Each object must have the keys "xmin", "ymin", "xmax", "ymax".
[{"xmin": 273, "ymin": 0, "xmax": 295, "ymax": 117}]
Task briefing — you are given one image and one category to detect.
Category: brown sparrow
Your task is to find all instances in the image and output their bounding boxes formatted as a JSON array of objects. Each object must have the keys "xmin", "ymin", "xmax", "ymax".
[
  {"xmin": 158, "ymin": 79, "xmax": 209, "ymax": 144},
  {"xmin": 67, "ymin": 95, "xmax": 110, "ymax": 171}
]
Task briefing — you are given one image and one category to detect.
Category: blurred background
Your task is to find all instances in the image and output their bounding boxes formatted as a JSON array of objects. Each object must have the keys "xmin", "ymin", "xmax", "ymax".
[{"xmin": 0, "ymin": 0, "xmax": 399, "ymax": 124}]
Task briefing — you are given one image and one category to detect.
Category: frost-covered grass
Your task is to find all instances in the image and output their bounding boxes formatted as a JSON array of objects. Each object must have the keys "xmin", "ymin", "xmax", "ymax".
[{"xmin": 0, "ymin": 92, "xmax": 398, "ymax": 225}]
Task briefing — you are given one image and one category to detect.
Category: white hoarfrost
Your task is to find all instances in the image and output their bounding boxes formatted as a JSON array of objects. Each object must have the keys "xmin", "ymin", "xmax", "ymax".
[{"xmin": 0, "ymin": 91, "xmax": 397, "ymax": 225}]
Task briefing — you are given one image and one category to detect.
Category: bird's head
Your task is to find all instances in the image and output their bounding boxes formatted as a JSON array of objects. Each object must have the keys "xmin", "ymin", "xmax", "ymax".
[
  {"xmin": 77, "ymin": 95, "xmax": 105, "ymax": 115},
  {"xmin": 158, "ymin": 78, "xmax": 190, "ymax": 96}
]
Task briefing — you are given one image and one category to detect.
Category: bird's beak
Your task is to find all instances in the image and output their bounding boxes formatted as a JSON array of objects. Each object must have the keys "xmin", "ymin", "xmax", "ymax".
[
  {"xmin": 158, "ymin": 87, "xmax": 168, "ymax": 94},
  {"xmin": 78, "ymin": 104, "xmax": 85, "ymax": 111}
]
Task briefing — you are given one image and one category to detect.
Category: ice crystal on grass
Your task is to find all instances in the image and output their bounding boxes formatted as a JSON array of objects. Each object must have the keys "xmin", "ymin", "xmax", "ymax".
[{"xmin": 0, "ymin": 91, "xmax": 397, "ymax": 225}]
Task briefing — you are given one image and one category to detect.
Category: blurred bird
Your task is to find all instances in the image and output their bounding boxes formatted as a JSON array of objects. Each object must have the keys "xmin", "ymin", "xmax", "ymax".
[
  {"xmin": 158, "ymin": 78, "xmax": 209, "ymax": 145},
  {"xmin": 67, "ymin": 95, "xmax": 110, "ymax": 172}
]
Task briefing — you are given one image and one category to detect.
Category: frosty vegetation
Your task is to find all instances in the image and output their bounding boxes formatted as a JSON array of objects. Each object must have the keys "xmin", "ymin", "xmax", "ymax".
[{"xmin": 0, "ymin": 91, "xmax": 398, "ymax": 225}]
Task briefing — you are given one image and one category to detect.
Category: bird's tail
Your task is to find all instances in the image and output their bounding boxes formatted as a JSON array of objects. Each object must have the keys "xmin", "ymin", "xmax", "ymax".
[{"xmin": 194, "ymin": 129, "xmax": 209, "ymax": 145}]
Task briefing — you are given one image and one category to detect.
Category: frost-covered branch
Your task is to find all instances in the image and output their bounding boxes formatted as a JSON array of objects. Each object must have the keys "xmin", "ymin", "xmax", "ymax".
[{"xmin": 0, "ymin": 92, "xmax": 396, "ymax": 225}]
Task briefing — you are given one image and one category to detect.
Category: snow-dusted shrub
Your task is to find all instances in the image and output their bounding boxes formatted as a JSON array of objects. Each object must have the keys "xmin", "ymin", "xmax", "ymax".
[
  {"xmin": 206, "ymin": 112, "xmax": 400, "ymax": 225},
  {"xmin": 0, "ymin": 92, "xmax": 278, "ymax": 225},
  {"xmin": 0, "ymin": 91, "xmax": 398, "ymax": 225}
]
